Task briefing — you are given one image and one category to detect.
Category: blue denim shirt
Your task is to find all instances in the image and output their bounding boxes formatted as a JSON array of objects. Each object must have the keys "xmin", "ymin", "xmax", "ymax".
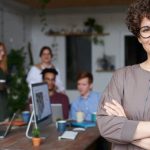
[{"xmin": 70, "ymin": 91, "xmax": 101, "ymax": 121}]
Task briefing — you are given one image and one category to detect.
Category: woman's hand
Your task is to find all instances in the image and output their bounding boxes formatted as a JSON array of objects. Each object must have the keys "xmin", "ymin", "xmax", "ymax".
[
  {"xmin": 104, "ymin": 99, "xmax": 126, "ymax": 117},
  {"xmin": 104, "ymin": 100, "xmax": 150, "ymax": 144},
  {"xmin": 132, "ymin": 138, "xmax": 150, "ymax": 150}
]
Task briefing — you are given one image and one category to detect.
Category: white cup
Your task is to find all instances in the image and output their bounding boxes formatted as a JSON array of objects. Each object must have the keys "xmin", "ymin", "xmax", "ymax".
[
  {"xmin": 0, "ymin": 80, "xmax": 6, "ymax": 83},
  {"xmin": 76, "ymin": 111, "xmax": 84, "ymax": 123}
]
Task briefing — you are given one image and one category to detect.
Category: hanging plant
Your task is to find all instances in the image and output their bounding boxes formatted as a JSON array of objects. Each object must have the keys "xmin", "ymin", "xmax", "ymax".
[
  {"xmin": 37, "ymin": 0, "xmax": 51, "ymax": 32},
  {"xmin": 92, "ymin": 36, "xmax": 104, "ymax": 45}
]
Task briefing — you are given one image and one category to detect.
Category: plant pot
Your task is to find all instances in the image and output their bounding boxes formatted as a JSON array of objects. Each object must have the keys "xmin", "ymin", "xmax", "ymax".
[{"xmin": 32, "ymin": 137, "xmax": 41, "ymax": 146}]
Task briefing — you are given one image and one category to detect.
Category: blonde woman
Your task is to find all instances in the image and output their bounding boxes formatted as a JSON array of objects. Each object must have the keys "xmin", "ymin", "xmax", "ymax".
[{"xmin": 0, "ymin": 42, "xmax": 8, "ymax": 121}]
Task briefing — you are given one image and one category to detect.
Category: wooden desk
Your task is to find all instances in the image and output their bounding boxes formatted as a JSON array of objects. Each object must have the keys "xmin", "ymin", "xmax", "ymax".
[{"xmin": 0, "ymin": 124, "xmax": 102, "ymax": 150}]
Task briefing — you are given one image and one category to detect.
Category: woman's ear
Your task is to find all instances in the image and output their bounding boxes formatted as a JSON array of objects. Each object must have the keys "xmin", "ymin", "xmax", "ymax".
[{"xmin": 138, "ymin": 37, "xmax": 142, "ymax": 44}]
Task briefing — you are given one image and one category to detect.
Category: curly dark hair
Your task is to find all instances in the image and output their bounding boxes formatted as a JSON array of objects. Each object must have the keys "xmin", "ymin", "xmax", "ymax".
[
  {"xmin": 126, "ymin": 0, "xmax": 150, "ymax": 37},
  {"xmin": 41, "ymin": 68, "xmax": 58, "ymax": 80}
]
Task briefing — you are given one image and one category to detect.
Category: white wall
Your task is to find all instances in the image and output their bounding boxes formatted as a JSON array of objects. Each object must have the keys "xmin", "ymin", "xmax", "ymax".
[
  {"xmin": 0, "ymin": 1, "xmax": 33, "ymax": 72},
  {"xmin": 30, "ymin": 10, "xmax": 130, "ymax": 102},
  {"xmin": 0, "ymin": 2, "xmax": 32, "ymax": 55},
  {"xmin": 0, "ymin": 2, "xmax": 131, "ymax": 102}
]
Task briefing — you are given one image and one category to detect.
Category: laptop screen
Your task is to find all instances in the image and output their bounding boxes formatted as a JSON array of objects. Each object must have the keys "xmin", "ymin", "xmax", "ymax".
[
  {"xmin": 51, "ymin": 104, "xmax": 63, "ymax": 122},
  {"xmin": 31, "ymin": 82, "xmax": 52, "ymax": 121}
]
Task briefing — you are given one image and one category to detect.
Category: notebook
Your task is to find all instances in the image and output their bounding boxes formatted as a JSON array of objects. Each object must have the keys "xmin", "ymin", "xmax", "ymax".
[
  {"xmin": 0, "ymin": 113, "xmax": 16, "ymax": 139},
  {"xmin": 51, "ymin": 104, "xmax": 63, "ymax": 122},
  {"xmin": 71, "ymin": 121, "xmax": 96, "ymax": 128},
  {"xmin": 59, "ymin": 131, "xmax": 78, "ymax": 140}
]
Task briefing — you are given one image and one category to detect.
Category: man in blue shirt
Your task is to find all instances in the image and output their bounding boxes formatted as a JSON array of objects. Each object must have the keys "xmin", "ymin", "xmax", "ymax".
[{"xmin": 70, "ymin": 71, "xmax": 101, "ymax": 121}]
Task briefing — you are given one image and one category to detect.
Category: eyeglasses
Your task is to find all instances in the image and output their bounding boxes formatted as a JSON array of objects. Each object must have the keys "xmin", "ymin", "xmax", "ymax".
[{"xmin": 139, "ymin": 26, "xmax": 150, "ymax": 39}]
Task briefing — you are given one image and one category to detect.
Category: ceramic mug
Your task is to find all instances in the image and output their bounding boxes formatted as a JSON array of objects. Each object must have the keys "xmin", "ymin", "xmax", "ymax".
[
  {"xmin": 22, "ymin": 111, "xmax": 30, "ymax": 123},
  {"xmin": 57, "ymin": 120, "xmax": 67, "ymax": 133},
  {"xmin": 91, "ymin": 112, "xmax": 97, "ymax": 122}
]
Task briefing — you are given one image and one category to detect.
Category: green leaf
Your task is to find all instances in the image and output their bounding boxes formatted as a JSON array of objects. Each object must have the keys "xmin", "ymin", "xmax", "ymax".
[
  {"xmin": 7, "ymin": 48, "xmax": 29, "ymax": 114},
  {"xmin": 32, "ymin": 128, "xmax": 40, "ymax": 137}
]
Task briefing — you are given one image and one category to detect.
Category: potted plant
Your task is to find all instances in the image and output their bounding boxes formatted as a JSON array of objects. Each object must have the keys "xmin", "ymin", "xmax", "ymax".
[
  {"xmin": 7, "ymin": 48, "xmax": 29, "ymax": 116},
  {"xmin": 84, "ymin": 18, "xmax": 96, "ymax": 32},
  {"xmin": 32, "ymin": 127, "xmax": 41, "ymax": 146},
  {"xmin": 84, "ymin": 17, "xmax": 103, "ymax": 33},
  {"xmin": 84, "ymin": 17, "xmax": 104, "ymax": 45}
]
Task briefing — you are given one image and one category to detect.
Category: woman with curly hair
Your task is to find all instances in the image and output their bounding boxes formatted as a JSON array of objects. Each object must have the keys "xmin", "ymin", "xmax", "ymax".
[
  {"xmin": 0, "ymin": 42, "xmax": 8, "ymax": 121},
  {"xmin": 97, "ymin": 0, "xmax": 150, "ymax": 149}
]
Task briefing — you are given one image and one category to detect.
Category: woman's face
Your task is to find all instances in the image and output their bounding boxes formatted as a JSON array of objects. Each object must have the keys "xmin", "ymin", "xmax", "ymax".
[
  {"xmin": 0, "ymin": 45, "xmax": 5, "ymax": 61},
  {"xmin": 138, "ymin": 17, "xmax": 150, "ymax": 55},
  {"xmin": 40, "ymin": 49, "xmax": 52, "ymax": 64}
]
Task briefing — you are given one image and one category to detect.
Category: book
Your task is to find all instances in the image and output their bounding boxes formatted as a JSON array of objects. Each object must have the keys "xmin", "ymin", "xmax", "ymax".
[
  {"xmin": 71, "ymin": 121, "xmax": 96, "ymax": 128},
  {"xmin": 59, "ymin": 131, "xmax": 78, "ymax": 140}
]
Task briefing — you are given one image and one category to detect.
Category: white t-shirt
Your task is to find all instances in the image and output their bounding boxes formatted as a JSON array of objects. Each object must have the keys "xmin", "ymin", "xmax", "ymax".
[{"xmin": 26, "ymin": 66, "xmax": 65, "ymax": 92}]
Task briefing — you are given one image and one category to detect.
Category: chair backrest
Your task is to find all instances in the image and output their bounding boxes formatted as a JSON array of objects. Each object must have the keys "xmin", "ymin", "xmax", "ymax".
[{"xmin": 0, "ymin": 113, "xmax": 16, "ymax": 138}]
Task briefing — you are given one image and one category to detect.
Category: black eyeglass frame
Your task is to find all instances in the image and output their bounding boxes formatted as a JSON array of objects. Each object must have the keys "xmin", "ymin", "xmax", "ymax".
[{"xmin": 139, "ymin": 26, "xmax": 150, "ymax": 39}]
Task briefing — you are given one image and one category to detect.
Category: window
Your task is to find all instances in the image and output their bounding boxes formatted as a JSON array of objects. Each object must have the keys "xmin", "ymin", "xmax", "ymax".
[{"xmin": 66, "ymin": 36, "xmax": 91, "ymax": 89}]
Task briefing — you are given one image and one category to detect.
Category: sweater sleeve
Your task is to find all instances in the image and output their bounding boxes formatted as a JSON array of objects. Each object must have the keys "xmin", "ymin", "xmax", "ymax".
[
  {"xmin": 55, "ymin": 68, "xmax": 65, "ymax": 92},
  {"xmin": 97, "ymin": 69, "xmax": 139, "ymax": 144},
  {"xmin": 26, "ymin": 66, "xmax": 42, "ymax": 85}
]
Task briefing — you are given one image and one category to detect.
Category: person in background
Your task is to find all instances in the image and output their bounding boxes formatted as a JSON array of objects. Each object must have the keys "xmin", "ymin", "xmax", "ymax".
[
  {"xmin": 0, "ymin": 42, "xmax": 8, "ymax": 121},
  {"xmin": 70, "ymin": 71, "xmax": 100, "ymax": 121},
  {"xmin": 26, "ymin": 46, "xmax": 65, "ymax": 93},
  {"xmin": 41, "ymin": 68, "xmax": 70, "ymax": 119},
  {"xmin": 97, "ymin": 0, "xmax": 150, "ymax": 149}
]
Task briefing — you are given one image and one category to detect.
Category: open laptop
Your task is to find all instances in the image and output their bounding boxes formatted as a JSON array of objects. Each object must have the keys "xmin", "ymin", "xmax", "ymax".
[
  {"xmin": 51, "ymin": 104, "xmax": 63, "ymax": 122},
  {"xmin": 0, "ymin": 113, "xmax": 16, "ymax": 139}
]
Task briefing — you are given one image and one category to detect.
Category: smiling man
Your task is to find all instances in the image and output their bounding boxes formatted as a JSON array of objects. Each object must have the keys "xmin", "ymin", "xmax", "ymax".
[
  {"xmin": 41, "ymin": 68, "xmax": 70, "ymax": 119},
  {"xmin": 70, "ymin": 71, "xmax": 101, "ymax": 121}
]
